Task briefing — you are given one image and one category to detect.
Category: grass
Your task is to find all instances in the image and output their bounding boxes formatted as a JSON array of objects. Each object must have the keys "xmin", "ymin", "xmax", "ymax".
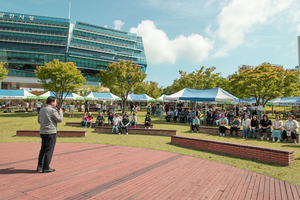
[{"xmin": 0, "ymin": 108, "xmax": 299, "ymax": 186}]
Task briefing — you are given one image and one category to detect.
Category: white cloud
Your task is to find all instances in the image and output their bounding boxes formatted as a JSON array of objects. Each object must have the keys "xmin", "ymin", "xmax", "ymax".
[
  {"xmin": 130, "ymin": 20, "xmax": 214, "ymax": 64},
  {"xmin": 215, "ymin": 0, "xmax": 293, "ymax": 55},
  {"xmin": 113, "ymin": 20, "xmax": 125, "ymax": 30}
]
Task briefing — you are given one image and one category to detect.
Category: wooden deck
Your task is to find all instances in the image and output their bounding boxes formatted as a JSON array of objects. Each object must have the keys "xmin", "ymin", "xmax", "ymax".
[{"xmin": 0, "ymin": 143, "xmax": 299, "ymax": 200}]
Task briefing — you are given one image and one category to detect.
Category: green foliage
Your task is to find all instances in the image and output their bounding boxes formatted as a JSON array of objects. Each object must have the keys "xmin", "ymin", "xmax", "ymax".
[
  {"xmin": 228, "ymin": 64, "xmax": 300, "ymax": 106},
  {"xmin": 79, "ymin": 85, "xmax": 108, "ymax": 96},
  {"xmin": 98, "ymin": 60, "xmax": 146, "ymax": 113},
  {"xmin": 171, "ymin": 66, "xmax": 222, "ymax": 92},
  {"xmin": 35, "ymin": 59, "xmax": 86, "ymax": 106},
  {"xmin": 134, "ymin": 81, "xmax": 162, "ymax": 98},
  {"xmin": 162, "ymin": 85, "xmax": 176, "ymax": 95},
  {"xmin": 0, "ymin": 62, "xmax": 8, "ymax": 81}
]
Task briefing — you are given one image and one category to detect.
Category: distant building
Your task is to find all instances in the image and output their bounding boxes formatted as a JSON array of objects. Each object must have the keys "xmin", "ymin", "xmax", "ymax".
[
  {"xmin": 261, "ymin": 62, "xmax": 283, "ymax": 68},
  {"xmin": 239, "ymin": 62, "xmax": 283, "ymax": 71},
  {"xmin": 288, "ymin": 66, "xmax": 300, "ymax": 72}
]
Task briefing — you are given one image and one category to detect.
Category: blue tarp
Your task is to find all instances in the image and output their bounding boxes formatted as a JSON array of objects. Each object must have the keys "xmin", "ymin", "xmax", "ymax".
[{"xmin": 0, "ymin": 89, "xmax": 36, "ymax": 99}]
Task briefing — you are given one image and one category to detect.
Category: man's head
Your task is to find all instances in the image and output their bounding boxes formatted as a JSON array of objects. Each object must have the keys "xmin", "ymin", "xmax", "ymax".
[
  {"xmin": 133, "ymin": 113, "xmax": 136, "ymax": 116},
  {"xmin": 124, "ymin": 115, "xmax": 128, "ymax": 119},
  {"xmin": 99, "ymin": 112, "xmax": 102, "ymax": 116},
  {"xmin": 46, "ymin": 96, "xmax": 56, "ymax": 108},
  {"xmin": 38, "ymin": 99, "xmax": 40, "ymax": 102},
  {"xmin": 234, "ymin": 116, "xmax": 238, "ymax": 120}
]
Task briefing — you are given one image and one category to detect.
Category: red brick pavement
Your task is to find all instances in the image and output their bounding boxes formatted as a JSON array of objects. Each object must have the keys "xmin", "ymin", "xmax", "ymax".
[{"xmin": 0, "ymin": 143, "xmax": 299, "ymax": 200}]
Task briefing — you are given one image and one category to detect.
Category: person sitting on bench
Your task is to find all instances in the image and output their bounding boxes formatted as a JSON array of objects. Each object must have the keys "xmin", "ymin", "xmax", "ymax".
[
  {"xmin": 165, "ymin": 108, "xmax": 174, "ymax": 122},
  {"xmin": 173, "ymin": 108, "xmax": 180, "ymax": 123},
  {"xmin": 96, "ymin": 112, "xmax": 105, "ymax": 126},
  {"xmin": 108, "ymin": 112, "xmax": 113, "ymax": 126},
  {"xmin": 215, "ymin": 110, "xmax": 222, "ymax": 126},
  {"xmin": 145, "ymin": 114, "xmax": 152, "ymax": 129},
  {"xmin": 282, "ymin": 114, "xmax": 299, "ymax": 144},
  {"xmin": 219, "ymin": 114, "xmax": 228, "ymax": 136},
  {"xmin": 207, "ymin": 111, "xmax": 215, "ymax": 126},
  {"xmin": 119, "ymin": 115, "xmax": 130, "ymax": 135},
  {"xmin": 180, "ymin": 108, "xmax": 187, "ymax": 123},
  {"xmin": 230, "ymin": 116, "xmax": 241, "ymax": 136},
  {"xmin": 81, "ymin": 112, "xmax": 87, "ymax": 128},
  {"xmin": 86, "ymin": 112, "xmax": 94, "ymax": 128},
  {"xmin": 130, "ymin": 113, "xmax": 137, "ymax": 128},
  {"xmin": 187, "ymin": 109, "xmax": 195, "ymax": 124},
  {"xmin": 191, "ymin": 116, "xmax": 200, "ymax": 133},
  {"xmin": 258, "ymin": 114, "xmax": 272, "ymax": 140},
  {"xmin": 112, "ymin": 113, "xmax": 120, "ymax": 134}
]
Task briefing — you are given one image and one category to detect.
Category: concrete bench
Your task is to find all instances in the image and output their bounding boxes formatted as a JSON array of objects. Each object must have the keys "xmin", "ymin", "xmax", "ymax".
[
  {"xmin": 171, "ymin": 135, "xmax": 294, "ymax": 166},
  {"xmin": 94, "ymin": 126, "xmax": 177, "ymax": 136},
  {"xmin": 190, "ymin": 126, "xmax": 299, "ymax": 142},
  {"xmin": 66, "ymin": 122, "xmax": 154, "ymax": 129},
  {"xmin": 16, "ymin": 130, "xmax": 87, "ymax": 137}
]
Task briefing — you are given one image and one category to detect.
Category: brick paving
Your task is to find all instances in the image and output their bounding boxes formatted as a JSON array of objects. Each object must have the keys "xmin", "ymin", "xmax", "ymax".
[{"xmin": 0, "ymin": 143, "xmax": 299, "ymax": 200}]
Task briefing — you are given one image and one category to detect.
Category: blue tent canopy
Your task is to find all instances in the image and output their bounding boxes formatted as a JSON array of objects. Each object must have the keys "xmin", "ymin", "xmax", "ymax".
[
  {"xmin": 164, "ymin": 88, "xmax": 239, "ymax": 102},
  {"xmin": 0, "ymin": 89, "xmax": 36, "ymax": 99},
  {"xmin": 128, "ymin": 94, "xmax": 154, "ymax": 102}
]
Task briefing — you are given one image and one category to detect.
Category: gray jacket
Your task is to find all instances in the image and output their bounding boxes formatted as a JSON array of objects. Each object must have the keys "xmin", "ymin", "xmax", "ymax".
[{"xmin": 38, "ymin": 105, "xmax": 63, "ymax": 134}]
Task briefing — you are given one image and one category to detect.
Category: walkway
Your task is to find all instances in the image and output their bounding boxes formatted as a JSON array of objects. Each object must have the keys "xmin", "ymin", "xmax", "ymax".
[{"xmin": 0, "ymin": 143, "xmax": 299, "ymax": 199}]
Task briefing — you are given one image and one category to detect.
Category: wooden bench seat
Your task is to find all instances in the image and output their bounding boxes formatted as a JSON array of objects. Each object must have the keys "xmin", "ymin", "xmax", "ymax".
[
  {"xmin": 94, "ymin": 126, "xmax": 177, "ymax": 136},
  {"xmin": 66, "ymin": 122, "xmax": 154, "ymax": 129},
  {"xmin": 190, "ymin": 126, "xmax": 299, "ymax": 142},
  {"xmin": 16, "ymin": 130, "xmax": 87, "ymax": 137}
]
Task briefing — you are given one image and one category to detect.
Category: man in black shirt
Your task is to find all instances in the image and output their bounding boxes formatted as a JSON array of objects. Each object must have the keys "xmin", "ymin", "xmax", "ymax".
[{"xmin": 119, "ymin": 115, "xmax": 130, "ymax": 135}]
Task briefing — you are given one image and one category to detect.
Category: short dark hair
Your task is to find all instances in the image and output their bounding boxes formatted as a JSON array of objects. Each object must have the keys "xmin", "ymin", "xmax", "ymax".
[{"xmin": 46, "ymin": 96, "xmax": 56, "ymax": 104}]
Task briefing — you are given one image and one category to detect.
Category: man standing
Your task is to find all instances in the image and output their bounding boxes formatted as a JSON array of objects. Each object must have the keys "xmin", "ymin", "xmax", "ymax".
[
  {"xmin": 37, "ymin": 96, "xmax": 63, "ymax": 173},
  {"xmin": 25, "ymin": 101, "xmax": 29, "ymax": 113},
  {"xmin": 36, "ymin": 99, "xmax": 42, "ymax": 114}
]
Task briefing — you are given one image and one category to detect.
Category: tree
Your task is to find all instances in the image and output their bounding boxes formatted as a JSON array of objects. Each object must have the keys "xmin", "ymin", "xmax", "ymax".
[
  {"xmin": 35, "ymin": 59, "xmax": 86, "ymax": 107},
  {"xmin": 79, "ymin": 85, "xmax": 108, "ymax": 96},
  {"xmin": 134, "ymin": 81, "xmax": 162, "ymax": 98},
  {"xmin": 228, "ymin": 63, "xmax": 300, "ymax": 106},
  {"xmin": 171, "ymin": 66, "xmax": 221, "ymax": 92},
  {"xmin": 98, "ymin": 60, "xmax": 146, "ymax": 113},
  {"xmin": 0, "ymin": 62, "xmax": 8, "ymax": 81}
]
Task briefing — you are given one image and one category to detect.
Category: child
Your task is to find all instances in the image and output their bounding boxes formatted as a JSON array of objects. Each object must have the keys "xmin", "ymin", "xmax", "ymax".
[
  {"xmin": 134, "ymin": 106, "xmax": 138, "ymax": 114},
  {"xmin": 81, "ymin": 113, "xmax": 87, "ymax": 128},
  {"xmin": 130, "ymin": 113, "xmax": 137, "ymax": 128},
  {"xmin": 69, "ymin": 102, "xmax": 75, "ymax": 118},
  {"xmin": 145, "ymin": 114, "xmax": 151, "ymax": 129},
  {"xmin": 108, "ymin": 112, "xmax": 113, "ymax": 126}
]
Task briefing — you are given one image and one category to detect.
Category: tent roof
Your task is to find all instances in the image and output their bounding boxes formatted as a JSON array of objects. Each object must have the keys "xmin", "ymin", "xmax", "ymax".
[
  {"xmin": 164, "ymin": 88, "xmax": 239, "ymax": 102},
  {"xmin": 39, "ymin": 91, "xmax": 83, "ymax": 100},
  {"xmin": 84, "ymin": 92, "xmax": 120, "ymax": 100},
  {"xmin": 128, "ymin": 94, "xmax": 154, "ymax": 101},
  {"xmin": 0, "ymin": 89, "xmax": 36, "ymax": 99}
]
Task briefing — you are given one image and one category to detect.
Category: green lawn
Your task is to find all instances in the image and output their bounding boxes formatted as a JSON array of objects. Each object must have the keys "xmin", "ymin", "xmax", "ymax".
[{"xmin": 0, "ymin": 109, "xmax": 299, "ymax": 186}]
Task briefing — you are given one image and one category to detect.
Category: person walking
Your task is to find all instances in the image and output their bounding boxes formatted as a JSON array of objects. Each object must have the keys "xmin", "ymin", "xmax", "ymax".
[
  {"xmin": 37, "ymin": 96, "xmax": 63, "ymax": 173},
  {"xmin": 25, "ymin": 101, "xmax": 29, "ymax": 113},
  {"xmin": 36, "ymin": 99, "xmax": 42, "ymax": 114}
]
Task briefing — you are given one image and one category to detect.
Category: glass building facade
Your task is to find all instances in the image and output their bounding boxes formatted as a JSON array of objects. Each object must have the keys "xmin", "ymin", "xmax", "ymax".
[{"xmin": 0, "ymin": 11, "xmax": 147, "ymax": 88}]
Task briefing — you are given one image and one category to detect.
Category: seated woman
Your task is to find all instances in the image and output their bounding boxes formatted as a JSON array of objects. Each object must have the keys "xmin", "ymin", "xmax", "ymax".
[
  {"xmin": 219, "ymin": 114, "xmax": 228, "ymax": 136},
  {"xmin": 130, "ymin": 113, "xmax": 138, "ymax": 128},
  {"xmin": 81, "ymin": 112, "xmax": 87, "ymax": 128},
  {"xmin": 258, "ymin": 114, "xmax": 272, "ymax": 140},
  {"xmin": 119, "ymin": 115, "xmax": 130, "ymax": 135},
  {"xmin": 242, "ymin": 114, "xmax": 251, "ymax": 139},
  {"xmin": 271, "ymin": 115, "xmax": 283, "ymax": 142},
  {"xmin": 249, "ymin": 115, "xmax": 259, "ymax": 139},
  {"xmin": 282, "ymin": 114, "xmax": 299, "ymax": 144},
  {"xmin": 86, "ymin": 112, "xmax": 94, "ymax": 128},
  {"xmin": 191, "ymin": 116, "xmax": 200, "ymax": 133},
  {"xmin": 96, "ymin": 112, "xmax": 105, "ymax": 126},
  {"xmin": 108, "ymin": 112, "xmax": 113, "ymax": 126},
  {"xmin": 145, "ymin": 114, "xmax": 152, "ymax": 129}
]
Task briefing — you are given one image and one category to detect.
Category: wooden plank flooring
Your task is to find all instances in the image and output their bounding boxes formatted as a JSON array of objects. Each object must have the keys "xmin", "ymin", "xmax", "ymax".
[{"xmin": 0, "ymin": 143, "xmax": 299, "ymax": 200}]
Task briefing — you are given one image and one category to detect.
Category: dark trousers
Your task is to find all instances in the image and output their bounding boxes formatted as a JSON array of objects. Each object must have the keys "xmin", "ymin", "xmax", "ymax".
[
  {"xmin": 85, "ymin": 107, "xmax": 89, "ymax": 113},
  {"xmin": 219, "ymin": 126, "xmax": 227, "ymax": 133},
  {"xmin": 38, "ymin": 134, "xmax": 56, "ymax": 170},
  {"xmin": 145, "ymin": 122, "xmax": 151, "ymax": 128},
  {"xmin": 282, "ymin": 130, "xmax": 297, "ymax": 140},
  {"xmin": 191, "ymin": 124, "xmax": 199, "ymax": 131},
  {"xmin": 180, "ymin": 116, "xmax": 185, "ymax": 123},
  {"xmin": 37, "ymin": 107, "xmax": 41, "ymax": 114},
  {"xmin": 173, "ymin": 116, "xmax": 178, "ymax": 122},
  {"xmin": 165, "ymin": 115, "xmax": 172, "ymax": 122},
  {"xmin": 230, "ymin": 127, "xmax": 238, "ymax": 135},
  {"xmin": 120, "ymin": 125, "xmax": 128, "ymax": 133},
  {"xmin": 207, "ymin": 119, "xmax": 214, "ymax": 126}
]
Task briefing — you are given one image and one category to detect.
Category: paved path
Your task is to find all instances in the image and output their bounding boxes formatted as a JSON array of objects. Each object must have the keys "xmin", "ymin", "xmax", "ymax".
[{"xmin": 0, "ymin": 143, "xmax": 299, "ymax": 200}]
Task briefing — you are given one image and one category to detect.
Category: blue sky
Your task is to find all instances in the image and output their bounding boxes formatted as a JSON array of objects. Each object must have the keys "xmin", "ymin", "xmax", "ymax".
[{"xmin": 2, "ymin": 0, "xmax": 300, "ymax": 87}]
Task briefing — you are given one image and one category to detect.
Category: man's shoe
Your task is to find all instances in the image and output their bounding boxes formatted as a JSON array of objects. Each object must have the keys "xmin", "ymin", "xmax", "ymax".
[
  {"xmin": 261, "ymin": 136, "xmax": 264, "ymax": 140},
  {"xmin": 220, "ymin": 133, "xmax": 222, "ymax": 136},
  {"xmin": 223, "ymin": 133, "xmax": 225, "ymax": 136},
  {"xmin": 36, "ymin": 165, "xmax": 42, "ymax": 172},
  {"xmin": 42, "ymin": 168, "xmax": 55, "ymax": 173},
  {"xmin": 126, "ymin": 132, "xmax": 128, "ymax": 135}
]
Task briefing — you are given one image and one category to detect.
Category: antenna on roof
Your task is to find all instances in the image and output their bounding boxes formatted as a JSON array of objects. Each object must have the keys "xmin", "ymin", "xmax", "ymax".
[{"xmin": 68, "ymin": 1, "xmax": 71, "ymax": 20}]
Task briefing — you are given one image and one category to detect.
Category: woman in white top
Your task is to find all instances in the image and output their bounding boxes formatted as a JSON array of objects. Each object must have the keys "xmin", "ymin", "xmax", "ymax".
[
  {"xmin": 282, "ymin": 114, "xmax": 299, "ymax": 144},
  {"xmin": 271, "ymin": 115, "xmax": 283, "ymax": 142},
  {"xmin": 69, "ymin": 102, "xmax": 75, "ymax": 117},
  {"xmin": 242, "ymin": 114, "xmax": 251, "ymax": 139}
]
